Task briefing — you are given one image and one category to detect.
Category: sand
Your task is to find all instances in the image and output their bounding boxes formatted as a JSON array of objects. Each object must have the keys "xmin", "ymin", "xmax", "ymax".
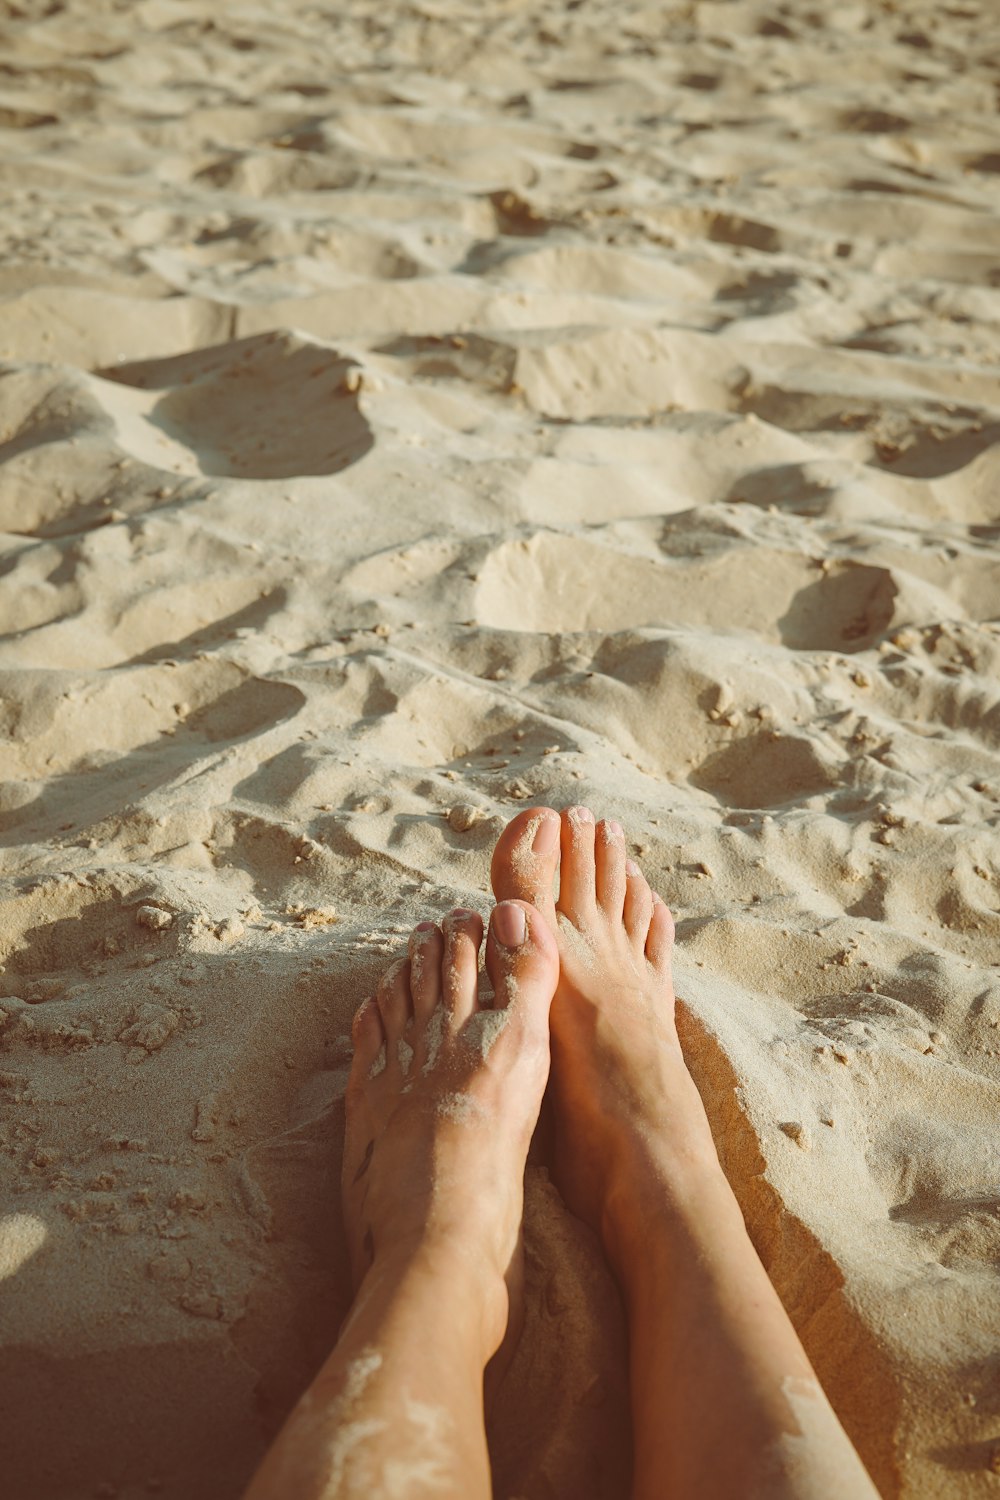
[{"xmin": 1, "ymin": 0, "xmax": 999, "ymax": 1494}]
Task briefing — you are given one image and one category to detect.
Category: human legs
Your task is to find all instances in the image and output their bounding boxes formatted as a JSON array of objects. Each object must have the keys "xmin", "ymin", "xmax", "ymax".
[
  {"xmin": 492, "ymin": 806, "xmax": 881, "ymax": 1500},
  {"xmin": 243, "ymin": 900, "xmax": 559, "ymax": 1500}
]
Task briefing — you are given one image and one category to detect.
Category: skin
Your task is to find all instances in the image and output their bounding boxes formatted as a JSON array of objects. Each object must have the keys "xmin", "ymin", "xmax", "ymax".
[
  {"xmin": 244, "ymin": 807, "xmax": 881, "ymax": 1500},
  {"xmin": 491, "ymin": 805, "xmax": 881, "ymax": 1500},
  {"xmin": 243, "ymin": 899, "xmax": 560, "ymax": 1500}
]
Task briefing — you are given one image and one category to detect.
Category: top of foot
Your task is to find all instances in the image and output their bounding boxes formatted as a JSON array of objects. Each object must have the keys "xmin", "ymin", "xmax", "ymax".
[
  {"xmin": 491, "ymin": 806, "xmax": 721, "ymax": 1264},
  {"xmin": 342, "ymin": 899, "xmax": 559, "ymax": 1362}
]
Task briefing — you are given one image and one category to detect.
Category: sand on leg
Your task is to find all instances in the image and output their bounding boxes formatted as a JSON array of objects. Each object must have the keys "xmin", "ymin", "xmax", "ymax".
[
  {"xmin": 242, "ymin": 899, "xmax": 559, "ymax": 1500},
  {"xmin": 492, "ymin": 806, "xmax": 881, "ymax": 1500}
]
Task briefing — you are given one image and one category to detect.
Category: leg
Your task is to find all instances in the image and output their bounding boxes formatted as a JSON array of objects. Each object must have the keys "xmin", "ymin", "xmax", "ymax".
[
  {"xmin": 493, "ymin": 807, "xmax": 881, "ymax": 1500},
  {"xmin": 243, "ymin": 899, "xmax": 559, "ymax": 1500}
]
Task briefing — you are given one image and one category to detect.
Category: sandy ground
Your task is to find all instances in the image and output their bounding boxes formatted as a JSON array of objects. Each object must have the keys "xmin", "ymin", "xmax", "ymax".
[{"xmin": 2, "ymin": 0, "xmax": 1000, "ymax": 1495}]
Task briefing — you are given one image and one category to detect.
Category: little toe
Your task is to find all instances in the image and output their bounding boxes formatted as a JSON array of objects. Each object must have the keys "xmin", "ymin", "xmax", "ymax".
[
  {"xmin": 441, "ymin": 907, "xmax": 484, "ymax": 1027},
  {"xmin": 375, "ymin": 956, "xmax": 412, "ymax": 1052},
  {"xmin": 347, "ymin": 995, "xmax": 385, "ymax": 1093},
  {"xmin": 557, "ymin": 805, "xmax": 597, "ymax": 923},
  {"xmin": 645, "ymin": 894, "xmax": 676, "ymax": 973},
  {"xmin": 595, "ymin": 818, "xmax": 626, "ymax": 919},
  {"xmin": 623, "ymin": 858, "xmax": 654, "ymax": 949},
  {"xmin": 483, "ymin": 900, "xmax": 559, "ymax": 1051},
  {"xmin": 490, "ymin": 806, "xmax": 560, "ymax": 920},
  {"xmin": 408, "ymin": 921, "xmax": 443, "ymax": 1023}
]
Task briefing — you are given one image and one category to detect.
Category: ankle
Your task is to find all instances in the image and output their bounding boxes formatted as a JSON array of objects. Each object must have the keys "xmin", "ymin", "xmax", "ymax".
[
  {"xmin": 601, "ymin": 1139, "xmax": 738, "ymax": 1285},
  {"xmin": 361, "ymin": 1234, "xmax": 510, "ymax": 1361}
]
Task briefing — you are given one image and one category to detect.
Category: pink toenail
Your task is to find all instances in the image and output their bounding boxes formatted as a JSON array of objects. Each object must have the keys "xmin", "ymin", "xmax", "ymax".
[
  {"xmin": 415, "ymin": 921, "xmax": 435, "ymax": 932},
  {"xmin": 532, "ymin": 815, "xmax": 559, "ymax": 854},
  {"xmin": 494, "ymin": 902, "xmax": 526, "ymax": 946},
  {"xmin": 626, "ymin": 858, "xmax": 640, "ymax": 877},
  {"xmin": 610, "ymin": 820, "xmax": 624, "ymax": 838},
  {"xmin": 450, "ymin": 907, "xmax": 474, "ymax": 919},
  {"xmin": 570, "ymin": 805, "xmax": 594, "ymax": 824}
]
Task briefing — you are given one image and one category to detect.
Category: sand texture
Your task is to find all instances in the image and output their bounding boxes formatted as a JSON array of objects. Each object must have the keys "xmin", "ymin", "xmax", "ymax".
[{"xmin": 2, "ymin": 0, "xmax": 1000, "ymax": 1495}]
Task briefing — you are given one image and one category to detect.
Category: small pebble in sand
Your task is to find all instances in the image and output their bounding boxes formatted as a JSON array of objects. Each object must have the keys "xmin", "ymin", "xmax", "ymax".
[
  {"xmin": 136, "ymin": 906, "xmax": 173, "ymax": 931},
  {"xmin": 118, "ymin": 1004, "xmax": 179, "ymax": 1053},
  {"xmin": 294, "ymin": 906, "xmax": 339, "ymax": 928},
  {"xmin": 504, "ymin": 779, "xmax": 532, "ymax": 800},
  {"xmin": 214, "ymin": 918, "xmax": 244, "ymax": 943},
  {"xmin": 342, "ymin": 367, "xmax": 381, "ymax": 395},
  {"xmin": 448, "ymin": 803, "xmax": 488, "ymax": 832},
  {"xmin": 708, "ymin": 682, "xmax": 734, "ymax": 719},
  {"xmin": 294, "ymin": 838, "xmax": 324, "ymax": 864}
]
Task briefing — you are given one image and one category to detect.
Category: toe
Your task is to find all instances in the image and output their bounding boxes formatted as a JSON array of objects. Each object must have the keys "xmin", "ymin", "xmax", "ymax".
[
  {"xmin": 556, "ymin": 805, "xmax": 597, "ymax": 923},
  {"xmin": 376, "ymin": 956, "xmax": 412, "ymax": 1047},
  {"xmin": 342, "ymin": 1000, "xmax": 382, "ymax": 1283},
  {"xmin": 490, "ymin": 806, "xmax": 560, "ymax": 920},
  {"xmin": 595, "ymin": 818, "xmax": 626, "ymax": 918},
  {"xmin": 348, "ymin": 995, "xmax": 385, "ymax": 1091},
  {"xmin": 441, "ymin": 907, "xmax": 484, "ymax": 1027},
  {"xmin": 645, "ymin": 894, "xmax": 676, "ymax": 973},
  {"xmin": 623, "ymin": 857, "xmax": 653, "ymax": 949},
  {"xmin": 408, "ymin": 921, "xmax": 443, "ymax": 1022},
  {"xmin": 483, "ymin": 900, "xmax": 559, "ymax": 1049}
]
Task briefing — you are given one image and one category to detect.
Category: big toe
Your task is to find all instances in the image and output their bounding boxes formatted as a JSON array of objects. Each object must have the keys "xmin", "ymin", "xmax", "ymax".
[
  {"xmin": 483, "ymin": 901, "xmax": 559, "ymax": 1045},
  {"xmin": 490, "ymin": 807, "xmax": 560, "ymax": 916}
]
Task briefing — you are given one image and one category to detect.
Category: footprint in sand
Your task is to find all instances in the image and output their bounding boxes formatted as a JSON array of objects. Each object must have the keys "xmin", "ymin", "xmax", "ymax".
[{"xmin": 103, "ymin": 331, "xmax": 374, "ymax": 480}]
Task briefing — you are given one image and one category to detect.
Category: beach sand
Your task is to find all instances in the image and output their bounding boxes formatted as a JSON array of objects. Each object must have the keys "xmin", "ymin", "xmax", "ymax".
[{"xmin": 1, "ymin": 0, "xmax": 999, "ymax": 1495}]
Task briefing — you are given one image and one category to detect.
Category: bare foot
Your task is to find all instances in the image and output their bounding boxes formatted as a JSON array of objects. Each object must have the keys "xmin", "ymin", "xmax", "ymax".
[
  {"xmin": 491, "ymin": 806, "xmax": 722, "ymax": 1269},
  {"xmin": 493, "ymin": 812, "xmax": 883, "ymax": 1500},
  {"xmin": 342, "ymin": 900, "xmax": 559, "ymax": 1363},
  {"xmin": 245, "ymin": 902, "xmax": 560, "ymax": 1500}
]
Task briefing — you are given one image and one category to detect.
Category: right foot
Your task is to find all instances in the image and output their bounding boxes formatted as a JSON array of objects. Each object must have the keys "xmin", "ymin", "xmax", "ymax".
[
  {"xmin": 494, "ymin": 809, "xmax": 883, "ymax": 1500},
  {"xmin": 491, "ymin": 805, "xmax": 725, "ymax": 1269}
]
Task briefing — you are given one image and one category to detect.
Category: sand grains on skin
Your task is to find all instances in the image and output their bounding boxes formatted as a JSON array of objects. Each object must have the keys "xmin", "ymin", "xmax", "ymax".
[
  {"xmin": 491, "ymin": 806, "xmax": 714, "ymax": 1238},
  {"xmin": 341, "ymin": 901, "xmax": 559, "ymax": 1310}
]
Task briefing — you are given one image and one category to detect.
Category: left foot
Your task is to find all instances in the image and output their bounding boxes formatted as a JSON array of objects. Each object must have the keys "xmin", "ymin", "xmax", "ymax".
[{"xmin": 341, "ymin": 900, "xmax": 559, "ymax": 1363}]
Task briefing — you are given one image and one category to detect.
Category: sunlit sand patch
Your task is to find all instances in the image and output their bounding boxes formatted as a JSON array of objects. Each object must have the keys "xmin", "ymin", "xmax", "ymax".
[{"xmin": 0, "ymin": 1214, "xmax": 47, "ymax": 1282}]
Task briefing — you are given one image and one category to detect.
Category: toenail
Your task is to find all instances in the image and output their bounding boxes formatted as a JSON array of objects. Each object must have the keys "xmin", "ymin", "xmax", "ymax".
[
  {"xmin": 415, "ymin": 921, "xmax": 436, "ymax": 932},
  {"xmin": 450, "ymin": 907, "xmax": 474, "ymax": 919},
  {"xmin": 532, "ymin": 815, "xmax": 559, "ymax": 854},
  {"xmin": 570, "ymin": 805, "xmax": 594, "ymax": 824},
  {"xmin": 626, "ymin": 858, "xmax": 640, "ymax": 877},
  {"xmin": 493, "ymin": 902, "xmax": 526, "ymax": 947},
  {"xmin": 609, "ymin": 820, "xmax": 624, "ymax": 838}
]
